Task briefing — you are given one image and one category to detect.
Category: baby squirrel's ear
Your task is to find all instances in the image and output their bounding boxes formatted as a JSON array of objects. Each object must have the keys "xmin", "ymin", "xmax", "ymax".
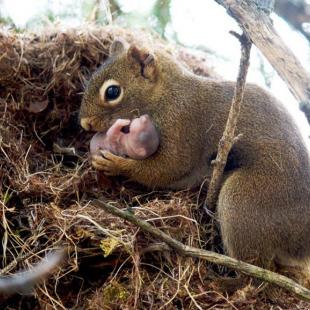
[
  {"xmin": 109, "ymin": 39, "xmax": 127, "ymax": 57},
  {"xmin": 127, "ymin": 46, "xmax": 157, "ymax": 81}
]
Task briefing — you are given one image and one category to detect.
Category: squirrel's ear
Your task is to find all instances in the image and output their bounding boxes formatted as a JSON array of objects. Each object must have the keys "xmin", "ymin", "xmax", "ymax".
[
  {"xmin": 109, "ymin": 39, "xmax": 127, "ymax": 57},
  {"xmin": 127, "ymin": 46, "xmax": 157, "ymax": 81}
]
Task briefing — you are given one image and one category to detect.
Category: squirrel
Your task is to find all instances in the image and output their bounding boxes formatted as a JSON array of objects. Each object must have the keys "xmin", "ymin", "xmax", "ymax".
[
  {"xmin": 90, "ymin": 114, "xmax": 159, "ymax": 160},
  {"xmin": 80, "ymin": 39, "xmax": 310, "ymax": 286}
]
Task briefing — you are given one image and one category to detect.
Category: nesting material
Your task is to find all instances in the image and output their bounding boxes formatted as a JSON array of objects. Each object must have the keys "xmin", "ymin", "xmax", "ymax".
[{"xmin": 0, "ymin": 25, "xmax": 305, "ymax": 309}]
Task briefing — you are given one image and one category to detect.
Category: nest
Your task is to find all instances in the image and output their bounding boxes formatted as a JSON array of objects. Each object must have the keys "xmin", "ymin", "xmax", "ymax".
[{"xmin": 0, "ymin": 25, "xmax": 306, "ymax": 309}]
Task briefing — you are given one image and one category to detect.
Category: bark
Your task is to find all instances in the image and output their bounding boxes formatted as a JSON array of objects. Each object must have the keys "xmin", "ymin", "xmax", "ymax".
[{"xmin": 215, "ymin": 0, "xmax": 310, "ymax": 125}]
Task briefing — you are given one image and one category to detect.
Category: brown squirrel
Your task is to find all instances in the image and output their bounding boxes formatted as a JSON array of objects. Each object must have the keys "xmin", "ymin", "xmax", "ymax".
[{"xmin": 80, "ymin": 39, "xmax": 310, "ymax": 285}]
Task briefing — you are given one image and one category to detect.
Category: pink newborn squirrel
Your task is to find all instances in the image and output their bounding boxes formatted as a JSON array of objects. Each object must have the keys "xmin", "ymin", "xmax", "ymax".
[{"xmin": 90, "ymin": 115, "xmax": 159, "ymax": 160}]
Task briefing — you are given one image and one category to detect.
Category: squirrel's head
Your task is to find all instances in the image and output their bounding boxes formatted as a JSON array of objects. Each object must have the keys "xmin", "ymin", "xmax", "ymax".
[{"xmin": 80, "ymin": 39, "xmax": 165, "ymax": 133}]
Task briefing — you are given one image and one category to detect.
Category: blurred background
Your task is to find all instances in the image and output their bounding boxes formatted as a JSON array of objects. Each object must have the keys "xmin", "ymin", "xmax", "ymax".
[{"xmin": 1, "ymin": 0, "xmax": 309, "ymax": 141}]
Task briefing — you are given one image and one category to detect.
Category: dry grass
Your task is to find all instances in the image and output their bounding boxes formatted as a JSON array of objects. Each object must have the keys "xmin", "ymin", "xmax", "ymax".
[{"xmin": 0, "ymin": 25, "xmax": 308, "ymax": 309}]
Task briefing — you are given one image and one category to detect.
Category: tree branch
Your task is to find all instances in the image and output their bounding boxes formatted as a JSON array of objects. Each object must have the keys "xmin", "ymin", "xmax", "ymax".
[
  {"xmin": 215, "ymin": 0, "xmax": 310, "ymax": 125},
  {"xmin": 93, "ymin": 200, "xmax": 310, "ymax": 301},
  {"xmin": 206, "ymin": 32, "xmax": 251, "ymax": 210}
]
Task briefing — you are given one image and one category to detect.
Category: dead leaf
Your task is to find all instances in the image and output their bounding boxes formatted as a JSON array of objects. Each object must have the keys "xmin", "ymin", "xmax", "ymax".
[{"xmin": 27, "ymin": 100, "xmax": 49, "ymax": 113}]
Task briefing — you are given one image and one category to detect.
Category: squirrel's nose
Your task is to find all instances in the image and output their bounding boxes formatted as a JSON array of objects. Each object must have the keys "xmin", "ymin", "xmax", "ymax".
[{"xmin": 80, "ymin": 117, "xmax": 93, "ymax": 131}]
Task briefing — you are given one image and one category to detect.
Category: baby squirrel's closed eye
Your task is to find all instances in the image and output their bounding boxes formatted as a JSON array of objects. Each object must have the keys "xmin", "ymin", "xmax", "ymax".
[
  {"xmin": 121, "ymin": 124, "xmax": 130, "ymax": 133},
  {"xmin": 89, "ymin": 115, "xmax": 159, "ymax": 160}
]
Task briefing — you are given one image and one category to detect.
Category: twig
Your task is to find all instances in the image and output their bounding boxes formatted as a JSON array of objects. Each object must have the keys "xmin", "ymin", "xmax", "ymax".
[
  {"xmin": 88, "ymin": 0, "xmax": 101, "ymax": 23},
  {"xmin": 104, "ymin": 0, "xmax": 113, "ymax": 25},
  {"xmin": 0, "ymin": 252, "xmax": 33, "ymax": 276},
  {"xmin": 215, "ymin": 0, "xmax": 310, "ymax": 125},
  {"xmin": 93, "ymin": 200, "xmax": 310, "ymax": 302},
  {"xmin": 206, "ymin": 33, "xmax": 252, "ymax": 210}
]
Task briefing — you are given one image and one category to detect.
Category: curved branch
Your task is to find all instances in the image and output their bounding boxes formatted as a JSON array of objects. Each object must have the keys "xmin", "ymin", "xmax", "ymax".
[
  {"xmin": 215, "ymin": 0, "xmax": 310, "ymax": 124},
  {"xmin": 93, "ymin": 200, "xmax": 310, "ymax": 302}
]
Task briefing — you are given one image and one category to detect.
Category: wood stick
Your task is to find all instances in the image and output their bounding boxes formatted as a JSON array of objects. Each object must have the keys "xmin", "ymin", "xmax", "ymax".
[
  {"xmin": 93, "ymin": 200, "xmax": 310, "ymax": 302},
  {"xmin": 215, "ymin": 0, "xmax": 310, "ymax": 124},
  {"xmin": 206, "ymin": 32, "xmax": 251, "ymax": 210}
]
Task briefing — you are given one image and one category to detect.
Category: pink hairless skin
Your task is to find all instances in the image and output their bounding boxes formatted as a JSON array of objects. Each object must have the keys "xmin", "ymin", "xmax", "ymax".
[{"xmin": 90, "ymin": 115, "xmax": 159, "ymax": 160}]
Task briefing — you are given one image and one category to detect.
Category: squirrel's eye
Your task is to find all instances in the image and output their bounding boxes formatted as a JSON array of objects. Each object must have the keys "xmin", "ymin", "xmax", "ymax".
[
  {"xmin": 99, "ymin": 79, "xmax": 123, "ymax": 107},
  {"xmin": 105, "ymin": 85, "xmax": 120, "ymax": 100}
]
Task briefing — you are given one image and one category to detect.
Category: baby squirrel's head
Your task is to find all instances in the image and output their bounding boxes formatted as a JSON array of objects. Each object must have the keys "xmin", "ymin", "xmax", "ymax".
[{"xmin": 80, "ymin": 39, "xmax": 166, "ymax": 133}]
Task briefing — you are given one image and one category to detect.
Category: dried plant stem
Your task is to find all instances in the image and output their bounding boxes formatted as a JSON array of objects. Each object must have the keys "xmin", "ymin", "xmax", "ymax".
[
  {"xmin": 88, "ymin": 0, "xmax": 101, "ymax": 22},
  {"xmin": 206, "ymin": 33, "xmax": 252, "ymax": 210},
  {"xmin": 93, "ymin": 200, "xmax": 310, "ymax": 302}
]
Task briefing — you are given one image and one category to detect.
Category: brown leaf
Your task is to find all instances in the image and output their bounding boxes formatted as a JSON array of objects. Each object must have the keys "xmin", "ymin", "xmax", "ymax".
[{"xmin": 27, "ymin": 100, "xmax": 49, "ymax": 113}]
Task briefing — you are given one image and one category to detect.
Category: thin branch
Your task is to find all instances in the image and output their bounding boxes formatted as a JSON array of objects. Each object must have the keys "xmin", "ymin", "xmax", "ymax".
[
  {"xmin": 206, "ymin": 33, "xmax": 252, "ymax": 210},
  {"xmin": 215, "ymin": 0, "xmax": 310, "ymax": 125},
  {"xmin": 93, "ymin": 200, "xmax": 310, "ymax": 302}
]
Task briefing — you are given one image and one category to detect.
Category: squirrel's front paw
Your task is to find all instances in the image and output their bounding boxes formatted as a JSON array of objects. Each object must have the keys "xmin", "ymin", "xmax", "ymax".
[{"xmin": 92, "ymin": 151, "xmax": 129, "ymax": 176}]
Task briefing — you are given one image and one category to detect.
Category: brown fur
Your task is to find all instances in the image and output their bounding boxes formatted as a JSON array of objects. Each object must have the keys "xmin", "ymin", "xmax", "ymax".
[{"xmin": 80, "ymin": 40, "xmax": 310, "ymax": 284}]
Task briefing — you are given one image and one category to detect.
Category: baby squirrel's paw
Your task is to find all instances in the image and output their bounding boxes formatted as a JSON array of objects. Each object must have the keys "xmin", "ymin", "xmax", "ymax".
[{"xmin": 92, "ymin": 151, "xmax": 131, "ymax": 176}]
